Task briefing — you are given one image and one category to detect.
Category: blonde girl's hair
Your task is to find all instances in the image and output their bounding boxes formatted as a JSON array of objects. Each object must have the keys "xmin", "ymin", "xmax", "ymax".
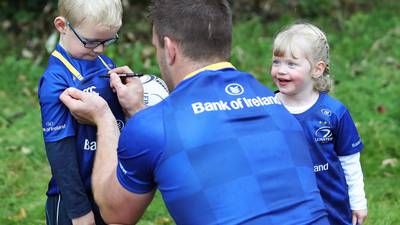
[
  {"xmin": 272, "ymin": 22, "xmax": 333, "ymax": 92},
  {"xmin": 58, "ymin": 0, "xmax": 123, "ymax": 29}
]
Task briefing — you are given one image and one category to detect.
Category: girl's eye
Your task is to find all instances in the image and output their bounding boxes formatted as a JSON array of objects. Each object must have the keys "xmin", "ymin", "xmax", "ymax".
[
  {"xmin": 288, "ymin": 62, "xmax": 297, "ymax": 67},
  {"xmin": 272, "ymin": 59, "xmax": 280, "ymax": 65}
]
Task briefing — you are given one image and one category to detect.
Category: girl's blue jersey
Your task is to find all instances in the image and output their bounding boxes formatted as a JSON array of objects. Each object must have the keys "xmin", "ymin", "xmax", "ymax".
[
  {"xmin": 292, "ymin": 92, "xmax": 364, "ymax": 225},
  {"xmin": 38, "ymin": 44, "xmax": 125, "ymax": 195},
  {"xmin": 116, "ymin": 64, "xmax": 328, "ymax": 225}
]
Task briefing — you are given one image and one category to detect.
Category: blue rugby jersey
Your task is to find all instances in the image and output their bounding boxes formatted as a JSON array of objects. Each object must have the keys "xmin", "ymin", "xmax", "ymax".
[
  {"xmin": 291, "ymin": 92, "xmax": 364, "ymax": 225},
  {"xmin": 116, "ymin": 63, "xmax": 328, "ymax": 225},
  {"xmin": 38, "ymin": 44, "xmax": 125, "ymax": 195}
]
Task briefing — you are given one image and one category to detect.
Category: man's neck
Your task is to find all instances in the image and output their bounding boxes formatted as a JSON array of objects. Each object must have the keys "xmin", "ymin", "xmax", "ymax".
[{"xmin": 172, "ymin": 58, "xmax": 226, "ymax": 87}]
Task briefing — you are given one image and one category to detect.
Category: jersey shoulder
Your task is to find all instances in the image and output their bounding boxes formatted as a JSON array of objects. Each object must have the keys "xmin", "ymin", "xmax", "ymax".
[
  {"xmin": 38, "ymin": 58, "xmax": 74, "ymax": 99},
  {"xmin": 40, "ymin": 55, "xmax": 74, "ymax": 85},
  {"xmin": 318, "ymin": 93, "xmax": 349, "ymax": 118}
]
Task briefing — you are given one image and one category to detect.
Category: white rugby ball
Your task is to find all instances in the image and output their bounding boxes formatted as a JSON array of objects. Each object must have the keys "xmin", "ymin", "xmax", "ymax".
[{"xmin": 140, "ymin": 74, "xmax": 169, "ymax": 106}]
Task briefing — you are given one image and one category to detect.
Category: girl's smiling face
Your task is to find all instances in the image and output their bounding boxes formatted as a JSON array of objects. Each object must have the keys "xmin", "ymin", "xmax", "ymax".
[{"xmin": 271, "ymin": 38, "xmax": 315, "ymax": 97}]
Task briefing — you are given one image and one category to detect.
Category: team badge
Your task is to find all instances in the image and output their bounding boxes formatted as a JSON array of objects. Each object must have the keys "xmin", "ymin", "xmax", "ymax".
[
  {"xmin": 321, "ymin": 108, "xmax": 332, "ymax": 116},
  {"xmin": 117, "ymin": 120, "xmax": 125, "ymax": 130},
  {"xmin": 314, "ymin": 126, "xmax": 333, "ymax": 143},
  {"xmin": 225, "ymin": 83, "xmax": 244, "ymax": 96}
]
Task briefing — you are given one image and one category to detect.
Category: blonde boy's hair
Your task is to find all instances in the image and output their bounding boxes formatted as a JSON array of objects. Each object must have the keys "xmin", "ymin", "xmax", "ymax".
[
  {"xmin": 58, "ymin": 0, "xmax": 122, "ymax": 29},
  {"xmin": 273, "ymin": 23, "xmax": 332, "ymax": 92}
]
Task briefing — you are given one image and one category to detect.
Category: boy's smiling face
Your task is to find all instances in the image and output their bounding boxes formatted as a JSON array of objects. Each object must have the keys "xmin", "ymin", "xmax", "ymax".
[{"xmin": 62, "ymin": 20, "xmax": 120, "ymax": 60}]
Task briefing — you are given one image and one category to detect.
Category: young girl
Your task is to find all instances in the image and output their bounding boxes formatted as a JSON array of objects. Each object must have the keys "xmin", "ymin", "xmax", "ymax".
[{"xmin": 270, "ymin": 23, "xmax": 368, "ymax": 225}]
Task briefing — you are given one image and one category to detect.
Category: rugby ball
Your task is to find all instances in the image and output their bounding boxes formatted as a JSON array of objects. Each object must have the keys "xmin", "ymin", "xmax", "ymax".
[{"xmin": 140, "ymin": 74, "xmax": 169, "ymax": 106}]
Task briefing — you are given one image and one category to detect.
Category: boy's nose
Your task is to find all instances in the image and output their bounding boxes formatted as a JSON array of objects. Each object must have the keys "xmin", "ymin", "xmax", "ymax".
[{"xmin": 93, "ymin": 44, "xmax": 105, "ymax": 54}]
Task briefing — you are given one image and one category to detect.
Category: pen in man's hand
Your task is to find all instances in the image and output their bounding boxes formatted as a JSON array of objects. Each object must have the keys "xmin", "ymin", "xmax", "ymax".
[{"xmin": 99, "ymin": 73, "xmax": 144, "ymax": 78}]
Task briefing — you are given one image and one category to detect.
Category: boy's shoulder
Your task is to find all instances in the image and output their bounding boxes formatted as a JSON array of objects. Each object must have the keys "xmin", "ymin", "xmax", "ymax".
[
  {"xmin": 39, "ymin": 58, "xmax": 72, "ymax": 88},
  {"xmin": 43, "ymin": 49, "xmax": 75, "ymax": 74},
  {"xmin": 41, "ymin": 54, "xmax": 68, "ymax": 77}
]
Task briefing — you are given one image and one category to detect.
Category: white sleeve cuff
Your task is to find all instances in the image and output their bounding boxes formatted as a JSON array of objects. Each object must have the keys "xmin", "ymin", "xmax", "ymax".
[{"xmin": 338, "ymin": 152, "xmax": 368, "ymax": 210}]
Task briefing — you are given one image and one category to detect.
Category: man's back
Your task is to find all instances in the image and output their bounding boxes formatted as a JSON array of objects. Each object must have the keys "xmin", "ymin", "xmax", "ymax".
[{"xmin": 116, "ymin": 66, "xmax": 328, "ymax": 225}]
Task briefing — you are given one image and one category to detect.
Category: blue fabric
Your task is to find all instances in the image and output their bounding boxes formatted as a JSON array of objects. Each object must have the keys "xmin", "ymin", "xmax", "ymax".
[
  {"xmin": 292, "ymin": 92, "xmax": 364, "ymax": 225},
  {"xmin": 44, "ymin": 137, "xmax": 92, "ymax": 219},
  {"xmin": 45, "ymin": 192, "xmax": 106, "ymax": 225},
  {"xmin": 38, "ymin": 44, "xmax": 125, "ymax": 195},
  {"xmin": 117, "ymin": 67, "xmax": 328, "ymax": 225}
]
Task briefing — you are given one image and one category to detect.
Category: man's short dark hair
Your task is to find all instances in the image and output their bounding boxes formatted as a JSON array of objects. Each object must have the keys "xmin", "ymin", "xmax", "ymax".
[{"xmin": 149, "ymin": 0, "xmax": 232, "ymax": 61}]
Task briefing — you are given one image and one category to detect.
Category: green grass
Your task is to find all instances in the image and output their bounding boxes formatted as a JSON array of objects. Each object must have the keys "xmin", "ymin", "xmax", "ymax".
[{"xmin": 1, "ymin": 3, "xmax": 399, "ymax": 225}]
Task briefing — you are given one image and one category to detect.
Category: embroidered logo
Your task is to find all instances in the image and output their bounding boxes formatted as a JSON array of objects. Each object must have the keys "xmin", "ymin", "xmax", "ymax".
[
  {"xmin": 117, "ymin": 120, "xmax": 125, "ymax": 130},
  {"xmin": 83, "ymin": 86, "xmax": 98, "ymax": 94},
  {"xmin": 225, "ymin": 83, "xmax": 244, "ymax": 96},
  {"xmin": 321, "ymin": 108, "xmax": 332, "ymax": 116},
  {"xmin": 314, "ymin": 126, "xmax": 333, "ymax": 143}
]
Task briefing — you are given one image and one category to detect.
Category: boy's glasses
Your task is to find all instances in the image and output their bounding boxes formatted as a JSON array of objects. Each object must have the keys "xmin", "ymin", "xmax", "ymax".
[{"xmin": 67, "ymin": 22, "xmax": 119, "ymax": 49}]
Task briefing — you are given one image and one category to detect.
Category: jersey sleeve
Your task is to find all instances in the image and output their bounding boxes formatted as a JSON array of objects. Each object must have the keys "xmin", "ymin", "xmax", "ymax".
[
  {"xmin": 45, "ymin": 137, "xmax": 92, "ymax": 218},
  {"xmin": 38, "ymin": 71, "xmax": 76, "ymax": 142},
  {"xmin": 116, "ymin": 107, "xmax": 165, "ymax": 194},
  {"xmin": 334, "ymin": 109, "xmax": 364, "ymax": 156}
]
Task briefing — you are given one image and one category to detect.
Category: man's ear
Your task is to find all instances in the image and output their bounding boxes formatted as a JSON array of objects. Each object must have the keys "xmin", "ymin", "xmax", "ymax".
[
  {"xmin": 312, "ymin": 61, "xmax": 326, "ymax": 79},
  {"xmin": 54, "ymin": 16, "xmax": 67, "ymax": 34},
  {"xmin": 164, "ymin": 36, "xmax": 177, "ymax": 65}
]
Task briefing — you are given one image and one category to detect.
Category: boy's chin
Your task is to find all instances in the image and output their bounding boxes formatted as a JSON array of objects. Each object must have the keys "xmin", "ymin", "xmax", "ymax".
[
  {"xmin": 72, "ymin": 54, "xmax": 98, "ymax": 61},
  {"xmin": 84, "ymin": 55, "xmax": 98, "ymax": 60}
]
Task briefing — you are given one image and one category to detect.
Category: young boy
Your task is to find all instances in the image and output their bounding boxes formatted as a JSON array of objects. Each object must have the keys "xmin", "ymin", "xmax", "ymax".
[{"xmin": 38, "ymin": 0, "xmax": 124, "ymax": 224}]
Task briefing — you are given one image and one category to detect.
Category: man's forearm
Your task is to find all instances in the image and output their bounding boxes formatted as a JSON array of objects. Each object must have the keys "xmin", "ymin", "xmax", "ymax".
[{"xmin": 92, "ymin": 111, "xmax": 120, "ymax": 208}]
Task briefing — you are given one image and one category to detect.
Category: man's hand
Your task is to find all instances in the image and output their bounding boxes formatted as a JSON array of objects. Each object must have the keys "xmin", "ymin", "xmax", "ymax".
[
  {"xmin": 352, "ymin": 209, "xmax": 368, "ymax": 225},
  {"xmin": 59, "ymin": 87, "xmax": 113, "ymax": 125},
  {"xmin": 72, "ymin": 210, "xmax": 96, "ymax": 225},
  {"xmin": 109, "ymin": 66, "xmax": 145, "ymax": 117}
]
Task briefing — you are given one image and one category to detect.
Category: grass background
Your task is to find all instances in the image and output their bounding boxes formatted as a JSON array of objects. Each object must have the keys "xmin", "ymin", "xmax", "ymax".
[{"xmin": 0, "ymin": 2, "xmax": 399, "ymax": 225}]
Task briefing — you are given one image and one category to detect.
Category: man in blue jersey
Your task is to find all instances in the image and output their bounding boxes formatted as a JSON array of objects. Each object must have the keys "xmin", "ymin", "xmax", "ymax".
[{"xmin": 60, "ymin": 0, "xmax": 329, "ymax": 224}]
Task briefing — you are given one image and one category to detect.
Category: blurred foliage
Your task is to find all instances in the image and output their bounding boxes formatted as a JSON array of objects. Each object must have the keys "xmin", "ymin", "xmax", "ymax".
[
  {"xmin": 0, "ymin": 0, "xmax": 394, "ymax": 67},
  {"xmin": 230, "ymin": 0, "xmax": 380, "ymax": 20}
]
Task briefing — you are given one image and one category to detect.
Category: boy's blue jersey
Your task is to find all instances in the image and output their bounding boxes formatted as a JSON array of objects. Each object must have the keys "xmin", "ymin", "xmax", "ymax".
[
  {"xmin": 116, "ymin": 64, "xmax": 328, "ymax": 225},
  {"xmin": 292, "ymin": 92, "xmax": 364, "ymax": 225},
  {"xmin": 38, "ymin": 44, "xmax": 125, "ymax": 195}
]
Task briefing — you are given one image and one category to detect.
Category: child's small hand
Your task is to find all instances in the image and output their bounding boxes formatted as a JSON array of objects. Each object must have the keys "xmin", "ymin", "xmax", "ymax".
[{"xmin": 352, "ymin": 209, "xmax": 368, "ymax": 225}]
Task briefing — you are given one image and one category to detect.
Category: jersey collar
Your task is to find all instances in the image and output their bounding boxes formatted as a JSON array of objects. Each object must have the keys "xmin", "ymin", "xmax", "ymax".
[{"xmin": 183, "ymin": 62, "xmax": 236, "ymax": 80}]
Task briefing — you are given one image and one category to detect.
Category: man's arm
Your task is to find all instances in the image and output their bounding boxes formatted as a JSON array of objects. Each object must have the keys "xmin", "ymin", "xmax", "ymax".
[
  {"xmin": 60, "ymin": 88, "xmax": 154, "ymax": 225},
  {"xmin": 93, "ymin": 112, "xmax": 154, "ymax": 224}
]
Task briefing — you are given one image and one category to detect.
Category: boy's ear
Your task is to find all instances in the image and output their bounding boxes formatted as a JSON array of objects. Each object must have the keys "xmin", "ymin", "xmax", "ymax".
[
  {"xmin": 312, "ymin": 61, "xmax": 326, "ymax": 79},
  {"xmin": 54, "ymin": 16, "xmax": 67, "ymax": 34},
  {"xmin": 164, "ymin": 37, "xmax": 177, "ymax": 65}
]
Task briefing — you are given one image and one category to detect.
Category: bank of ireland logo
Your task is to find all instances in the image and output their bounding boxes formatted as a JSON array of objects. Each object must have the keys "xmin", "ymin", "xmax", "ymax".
[
  {"xmin": 225, "ymin": 83, "xmax": 244, "ymax": 96},
  {"xmin": 314, "ymin": 126, "xmax": 333, "ymax": 143},
  {"xmin": 117, "ymin": 120, "xmax": 125, "ymax": 130}
]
